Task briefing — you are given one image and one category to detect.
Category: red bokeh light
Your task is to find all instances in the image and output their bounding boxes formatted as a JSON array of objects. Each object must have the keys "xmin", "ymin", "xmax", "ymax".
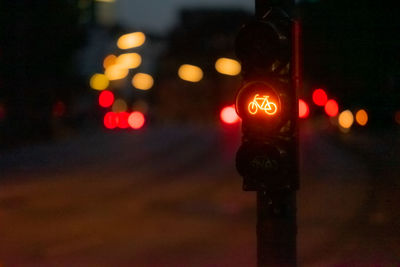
[
  {"xmin": 104, "ymin": 112, "xmax": 118, "ymax": 129},
  {"xmin": 298, "ymin": 99, "xmax": 309, "ymax": 119},
  {"xmin": 52, "ymin": 101, "xmax": 66, "ymax": 117},
  {"xmin": 312, "ymin": 89, "xmax": 328, "ymax": 106},
  {"xmin": 117, "ymin": 112, "xmax": 130, "ymax": 128},
  {"xmin": 99, "ymin": 90, "xmax": 114, "ymax": 108},
  {"xmin": 128, "ymin": 111, "xmax": 145, "ymax": 129},
  {"xmin": 220, "ymin": 105, "xmax": 240, "ymax": 124},
  {"xmin": 324, "ymin": 99, "xmax": 339, "ymax": 117}
]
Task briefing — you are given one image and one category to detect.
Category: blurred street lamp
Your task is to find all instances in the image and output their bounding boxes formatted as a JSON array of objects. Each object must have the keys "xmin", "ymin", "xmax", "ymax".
[
  {"xmin": 105, "ymin": 65, "xmax": 129, "ymax": 80},
  {"xmin": 178, "ymin": 64, "xmax": 203, "ymax": 82},
  {"xmin": 90, "ymin": 73, "xmax": 109, "ymax": 90},
  {"xmin": 215, "ymin": 57, "xmax": 241, "ymax": 76},
  {"xmin": 117, "ymin": 32, "xmax": 146, "ymax": 49},
  {"xmin": 112, "ymin": 98, "xmax": 128, "ymax": 112},
  {"xmin": 355, "ymin": 109, "xmax": 368, "ymax": 126},
  {"xmin": 128, "ymin": 111, "xmax": 145, "ymax": 129},
  {"xmin": 117, "ymin": 112, "xmax": 130, "ymax": 129},
  {"xmin": 338, "ymin": 110, "xmax": 354, "ymax": 129},
  {"xmin": 324, "ymin": 99, "xmax": 339, "ymax": 117},
  {"xmin": 116, "ymin": 53, "xmax": 141, "ymax": 69},
  {"xmin": 298, "ymin": 99, "xmax": 309, "ymax": 119},
  {"xmin": 132, "ymin": 100, "xmax": 149, "ymax": 113},
  {"xmin": 98, "ymin": 90, "xmax": 114, "ymax": 108},
  {"xmin": 220, "ymin": 105, "xmax": 240, "ymax": 124},
  {"xmin": 103, "ymin": 54, "xmax": 117, "ymax": 69},
  {"xmin": 132, "ymin": 73, "xmax": 154, "ymax": 90},
  {"xmin": 312, "ymin": 88, "xmax": 328, "ymax": 106},
  {"xmin": 104, "ymin": 112, "xmax": 118, "ymax": 129}
]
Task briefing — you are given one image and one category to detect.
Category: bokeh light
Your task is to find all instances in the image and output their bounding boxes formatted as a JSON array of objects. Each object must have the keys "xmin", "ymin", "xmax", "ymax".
[
  {"xmin": 112, "ymin": 98, "xmax": 128, "ymax": 112},
  {"xmin": 52, "ymin": 101, "xmax": 66, "ymax": 117},
  {"xmin": 338, "ymin": 110, "xmax": 354, "ymax": 129},
  {"xmin": 103, "ymin": 54, "xmax": 117, "ymax": 69},
  {"xmin": 117, "ymin": 112, "xmax": 130, "ymax": 129},
  {"xmin": 105, "ymin": 65, "xmax": 129, "ymax": 81},
  {"xmin": 98, "ymin": 90, "xmax": 114, "ymax": 108},
  {"xmin": 132, "ymin": 100, "xmax": 149, "ymax": 113},
  {"xmin": 178, "ymin": 64, "xmax": 203, "ymax": 82},
  {"xmin": 220, "ymin": 105, "xmax": 240, "ymax": 124},
  {"xmin": 104, "ymin": 112, "xmax": 117, "ymax": 129},
  {"xmin": 128, "ymin": 111, "xmax": 145, "ymax": 129},
  {"xmin": 215, "ymin": 58, "xmax": 241, "ymax": 76},
  {"xmin": 117, "ymin": 32, "xmax": 146, "ymax": 49},
  {"xmin": 312, "ymin": 89, "xmax": 328, "ymax": 106},
  {"xmin": 90, "ymin": 73, "xmax": 109, "ymax": 90},
  {"xmin": 132, "ymin": 73, "xmax": 154, "ymax": 90},
  {"xmin": 298, "ymin": 99, "xmax": 309, "ymax": 119},
  {"xmin": 324, "ymin": 99, "xmax": 339, "ymax": 117},
  {"xmin": 395, "ymin": 111, "xmax": 400, "ymax": 125},
  {"xmin": 355, "ymin": 109, "xmax": 368, "ymax": 126},
  {"xmin": 116, "ymin": 53, "xmax": 141, "ymax": 69}
]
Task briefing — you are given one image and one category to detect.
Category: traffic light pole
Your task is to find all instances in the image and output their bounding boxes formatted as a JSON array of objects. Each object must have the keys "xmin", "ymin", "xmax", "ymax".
[
  {"xmin": 254, "ymin": 1, "xmax": 297, "ymax": 266},
  {"xmin": 257, "ymin": 190, "xmax": 297, "ymax": 266},
  {"xmin": 234, "ymin": 0, "xmax": 298, "ymax": 264}
]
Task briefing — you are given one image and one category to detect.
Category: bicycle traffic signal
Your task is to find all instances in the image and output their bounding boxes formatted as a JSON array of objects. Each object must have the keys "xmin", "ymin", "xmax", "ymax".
[{"xmin": 234, "ymin": 7, "xmax": 299, "ymax": 191}]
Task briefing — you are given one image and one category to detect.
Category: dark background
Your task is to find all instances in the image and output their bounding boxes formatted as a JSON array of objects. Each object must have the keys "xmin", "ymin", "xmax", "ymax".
[{"xmin": 0, "ymin": 0, "xmax": 399, "ymax": 265}]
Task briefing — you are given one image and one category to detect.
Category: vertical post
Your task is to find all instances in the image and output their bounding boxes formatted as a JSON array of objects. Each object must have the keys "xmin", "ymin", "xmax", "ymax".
[
  {"xmin": 257, "ymin": 191, "xmax": 297, "ymax": 266},
  {"xmin": 254, "ymin": 1, "xmax": 298, "ymax": 266}
]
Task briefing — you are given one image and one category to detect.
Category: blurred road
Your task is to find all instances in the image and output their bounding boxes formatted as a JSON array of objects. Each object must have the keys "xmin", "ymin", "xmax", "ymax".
[{"xmin": 0, "ymin": 123, "xmax": 399, "ymax": 266}]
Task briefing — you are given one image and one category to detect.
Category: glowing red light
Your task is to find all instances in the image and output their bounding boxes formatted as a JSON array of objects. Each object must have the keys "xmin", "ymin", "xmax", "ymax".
[
  {"xmin": 324, "ymin": 99, "xmax": 339, "ymax": 117},
  {"xmin": 99, "ymin": 90, "xmax": 114, "ymax": 108},
  {"xmin": 221, "ymin": 105, "xmax": 240, "ymax": 124},
  {"xmin": 128, "ymin": 111, "xmax": 145, "ymax": 129},
  {"xmin": 117, "ymin": 112, "xmax": 130, "ymax": 128},
  {"xmin": 104, "ymin": 112, "xmax": 118, "ymax": 129},
  {"xmin": 52, "ymin": 101, "xmax": 66, "ymax": 117},
  {"xmin": 312, "ymin": 89, "xmax": 328, "ymax": 106},
  {"xmin": 298, "ymin": 99, "xmax": 309, "ymax": 119}
]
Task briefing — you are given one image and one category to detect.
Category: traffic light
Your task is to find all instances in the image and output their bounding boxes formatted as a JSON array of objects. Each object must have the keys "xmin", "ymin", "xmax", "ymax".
[{"xmin": 235, "ymin": 7, "xmax": 299, "ymax": 192}]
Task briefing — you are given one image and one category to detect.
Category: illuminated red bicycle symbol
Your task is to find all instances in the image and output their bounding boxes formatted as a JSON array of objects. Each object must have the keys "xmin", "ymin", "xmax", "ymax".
[{"xmin": 248, "ymin": 94, "xmax": 278, "ymax": 116}]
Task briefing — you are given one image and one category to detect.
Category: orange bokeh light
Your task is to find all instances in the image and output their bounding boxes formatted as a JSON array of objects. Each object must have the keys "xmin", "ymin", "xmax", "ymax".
[
  {"xmin": 355, "ymin": 109, "xmax": 368, "ymax": 126},
  {"xmin": 128, "ymin": 111, "xmax": 145, "ymax": 129},
  {"xmin": 298, "ymin": 99, "xmax": 309, "ymax": 119},
  {"xmin": 220, "ymin": 105, "xmax": 240, "ymax": 124},
  {"xmin": 312, "ymin": 88, "xmax": 328, "ymax": 106},
  {"xmin": 324, "ymin": 99, "xmax": 339, "ymax": 117},
  {"xmin": 103, "ymin": 54, "xmax": 117, "ymax": 69}
]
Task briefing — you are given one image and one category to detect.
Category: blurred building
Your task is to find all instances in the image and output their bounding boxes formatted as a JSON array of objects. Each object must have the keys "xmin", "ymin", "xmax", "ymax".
[
  {"xmin": 153, "ymin": 8, "xmax": 250, "ymax": 123},
  {"xmin": 0, "ymin": 1, "xmax": 86, "ymax": 147}
]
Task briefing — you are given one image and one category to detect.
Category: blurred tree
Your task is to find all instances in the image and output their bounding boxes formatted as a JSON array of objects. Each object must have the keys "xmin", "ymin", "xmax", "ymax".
[{"xmin": 0, "ymin": 0, "xmax": 84, "ymax": 147}]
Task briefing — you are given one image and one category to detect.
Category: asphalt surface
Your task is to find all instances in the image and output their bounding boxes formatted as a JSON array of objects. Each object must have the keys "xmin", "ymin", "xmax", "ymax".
[{"xmin": 0, "ymin": 123, "xmax": 399, "ymax": 266}]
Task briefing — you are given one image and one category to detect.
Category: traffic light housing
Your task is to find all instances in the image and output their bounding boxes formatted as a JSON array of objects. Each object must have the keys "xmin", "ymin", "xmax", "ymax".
[{"xmin": 235, "ymin": 7, "xmax": 298, "ymax": 192}]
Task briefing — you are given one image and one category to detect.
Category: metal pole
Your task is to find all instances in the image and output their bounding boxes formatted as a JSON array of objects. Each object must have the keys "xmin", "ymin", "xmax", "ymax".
[
  {"xmin": 254, "ymin": 1, "xmax": 298, "ymax": 266},
  {"xmin": 257, "ymin": 191, "xmax": 297, "ymax": 266}
]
